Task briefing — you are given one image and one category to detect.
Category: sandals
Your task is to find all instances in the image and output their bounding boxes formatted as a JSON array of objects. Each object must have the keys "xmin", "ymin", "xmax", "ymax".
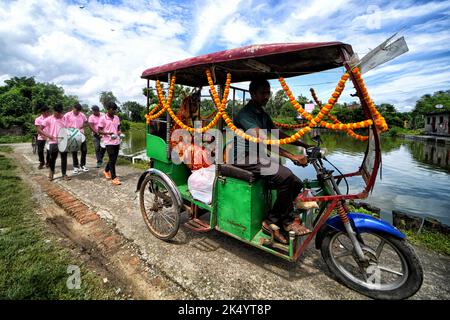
[
  {"xmin": 262, "ymin": 220, "xmax": 288, "ymax": 244},
  {"xmin": 284, "ymin": 219, "xmax": 311, "ymax": 236}
]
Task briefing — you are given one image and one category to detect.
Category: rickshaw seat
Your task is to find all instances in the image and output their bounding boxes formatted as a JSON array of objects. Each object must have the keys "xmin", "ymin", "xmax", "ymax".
[{"xmin": 218, "ymin": 164, "xmax": 256, "ymax": 183}]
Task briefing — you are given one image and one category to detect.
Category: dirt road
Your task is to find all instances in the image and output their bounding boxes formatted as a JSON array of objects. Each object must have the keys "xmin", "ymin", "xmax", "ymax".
[{"xmin": 9, "ymin": 143, "xmax": 450, "ymax": 299}]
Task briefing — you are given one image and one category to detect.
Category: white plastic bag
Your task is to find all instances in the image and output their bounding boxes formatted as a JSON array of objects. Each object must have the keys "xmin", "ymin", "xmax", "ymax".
[{"xmin": 187, "ymin": 165, "xmax": 216, "ymax": 204}]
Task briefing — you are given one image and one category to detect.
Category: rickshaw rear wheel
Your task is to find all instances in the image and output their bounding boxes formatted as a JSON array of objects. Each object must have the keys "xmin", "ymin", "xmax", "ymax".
[
  {"xmin": 139, "ymin": 174, "xmax": 180, "ymax": 241},
  {"xmin": 321, "ymin": 230, "xmax": 423, "ymax": 300}
]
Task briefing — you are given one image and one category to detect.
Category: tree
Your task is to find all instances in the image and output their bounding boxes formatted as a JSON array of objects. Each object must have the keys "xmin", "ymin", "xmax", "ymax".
[
  {"xmin": 142, "ymin": 87, "xmax": 159, "ymax": 105},
  {"xmin": 122, "ymin": 101, "xmax": 145, "ymax": 122},
  {"xmin": 410, "ymin": 90, "xmax": 450, "ymax": 129},
  {"xmin": 142, "ymin": 84, "xmax": 192, "ymax": 112},
  {"xmin": 265, "ymin": 90, "xmax": 287, "ymax": 117},
  {"xmin": 0, "ymin": 76, "xmax": 78, "ymax": 132},
  {"xmin": 99, "ymin": 91, "xmax": 119, "ymax": 109}
]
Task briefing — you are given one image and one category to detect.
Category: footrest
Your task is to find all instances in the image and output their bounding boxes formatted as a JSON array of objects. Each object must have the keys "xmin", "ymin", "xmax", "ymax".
[
  {"xmin": 256, "ymin": 231, "xmax": 289, "ymax": 253},
  {"xmin": 184, "ymin": 218, "xmax": 211, "ymax": 232},
  {"xmin": 262, "ymin": 240, "xmax": 289, "ymax": 253}
]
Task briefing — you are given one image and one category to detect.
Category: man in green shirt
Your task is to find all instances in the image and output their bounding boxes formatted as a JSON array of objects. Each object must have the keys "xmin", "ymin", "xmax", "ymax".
[{"xmin": 233, "ymin": 79, "xmax": 310, "ymax": 244}]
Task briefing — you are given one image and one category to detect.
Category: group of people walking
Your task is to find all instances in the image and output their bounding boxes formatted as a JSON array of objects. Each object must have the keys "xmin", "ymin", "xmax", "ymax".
[{"xmin": 34, "ymin": 101, "xmax": 123, "ymax": 185}]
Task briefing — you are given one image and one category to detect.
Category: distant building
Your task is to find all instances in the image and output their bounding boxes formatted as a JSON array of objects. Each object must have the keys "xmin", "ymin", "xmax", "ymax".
[{"xmin": 424, "ymin": 111, "xmax": 450, "ymax": 136}]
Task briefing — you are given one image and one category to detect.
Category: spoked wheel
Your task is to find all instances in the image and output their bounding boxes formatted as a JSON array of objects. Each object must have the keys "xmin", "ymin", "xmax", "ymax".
[
  {"xmin": 139, "ymin": 174, "xmax": 180, "ymax": 241},
  {"xmin": 321, "ymin": 230, "xmax": 423, "ymax": 300}
]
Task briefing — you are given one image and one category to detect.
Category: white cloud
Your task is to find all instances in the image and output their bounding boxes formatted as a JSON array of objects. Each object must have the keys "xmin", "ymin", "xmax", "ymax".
[
  {"xmin": 189, "ymin": 0, "xmax": 244, "ymax": 53},
  {"xmin": 0, "ymin": 0, "xmax": 190, "ymax": 105},
  {"xmin": 220, "ymin": 16, "xmax": 260, "ymax": 47},
  {"xmin": 291, "ymin": 0, "xmax": 349, "ymax": 21},
  {"xmin": 352, "ymin": 1, "xmax": 450, "ymax": 27}
]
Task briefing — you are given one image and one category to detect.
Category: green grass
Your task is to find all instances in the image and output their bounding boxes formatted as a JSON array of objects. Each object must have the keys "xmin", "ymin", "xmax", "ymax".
[
  {"xmin": 403, "ymin": 229, "xmax": 450, "ymax": 256},
  {"xmin": 348, "ymin": 205, "xmax": 380, "ymax": 218},
  {"xmin": 0, "ymin": 135, "xmax": 32, "ymax": 144},
  {"xmin": 128, "ymin": 122, "xmax": 146, "ymax": 132},
  {"xmin": 383, "ymin": 126, "xmax": 425, "ymax": 137},
  {"xmin": 116, "ymin": 157, "xmax": 149, "ymax": 171},
  {"xmin": 0, "ymin": 154, "xmax": 116, "ymax": 299},
  {"xmin": 0, "ymin": 146, "xmax": 13, "ymax": 153}
]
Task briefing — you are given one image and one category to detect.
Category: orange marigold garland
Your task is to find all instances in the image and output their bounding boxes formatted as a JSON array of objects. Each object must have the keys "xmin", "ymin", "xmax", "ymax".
[
  {"xmin": 309, "ymin": 72, "xmax": 349, "ymax": 127},
  {"xmin": 273, "ymin": 121, "xmax": 309, "ymax": 129},
  {"xmin": 205, "ymin": 70, "xmax": 311, "ymax": 145},
  {"xmin": 145, "ymin": 76, "xmax": 176, "ymax": 124},
  {"xmin": 352, "ymin": 68, "xmax": 389, "ymax": 132},
  {"xmin": 145, "ymin": 67, "xmax": 382, "ymax": 145},
  {"xmin": 310, "ymin": 88, "xmax": 369, "ymax": 142}
]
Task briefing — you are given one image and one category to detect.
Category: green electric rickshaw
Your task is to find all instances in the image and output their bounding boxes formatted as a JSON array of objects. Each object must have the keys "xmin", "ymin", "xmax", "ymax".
[{"xmin": 136, "ymin": 42, "xmax": 423, "ymax": 300}]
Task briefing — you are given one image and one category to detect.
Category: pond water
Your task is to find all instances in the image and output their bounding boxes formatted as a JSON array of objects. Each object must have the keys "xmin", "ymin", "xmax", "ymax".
[
  {"xmin": 120, "ymin": 129, "xmax": 147, "ymax": 156},
  {"xmin": 122, "ymin": 128, "xmax": 450, "ymax": 226},
  {"xmin": 284, "ymin": 131, "xmax": 450, "ymax": 227}
]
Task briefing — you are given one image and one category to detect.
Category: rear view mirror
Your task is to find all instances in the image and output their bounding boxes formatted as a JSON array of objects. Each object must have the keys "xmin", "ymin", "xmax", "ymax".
[{"xmin": 312, "ymin": 135, "xmax": 322, "ymax": 146}]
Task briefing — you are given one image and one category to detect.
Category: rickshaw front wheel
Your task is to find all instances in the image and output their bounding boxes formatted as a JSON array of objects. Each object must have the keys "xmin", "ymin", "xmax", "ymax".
[
  {"xmin": 321, "ymin": 230, "xmax": 423, "ymax": 300},
  {"xmin": 139, "ymin": 174, "xmax": 180, "ymax": 241}
]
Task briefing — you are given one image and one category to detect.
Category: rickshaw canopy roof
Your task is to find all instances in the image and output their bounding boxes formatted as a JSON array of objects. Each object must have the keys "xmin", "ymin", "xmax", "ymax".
[{"xmin": 141, "ymin": 42, "xmax": 353, "ymax": 86}]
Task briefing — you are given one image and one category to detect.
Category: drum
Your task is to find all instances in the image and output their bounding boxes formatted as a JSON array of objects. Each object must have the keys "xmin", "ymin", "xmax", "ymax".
[{"xmin": 58, "ymin": 128, "xmax": 86, "ymax": 153}]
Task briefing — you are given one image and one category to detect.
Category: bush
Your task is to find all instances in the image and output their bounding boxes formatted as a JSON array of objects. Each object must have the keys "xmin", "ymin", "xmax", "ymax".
[
  {"xmin": 386, "ymin": 126, "xmax": 402, "ymax": 137},
  {"xmin": 120, "ymin": 119, "xmax": 130, "ymax": 132}
]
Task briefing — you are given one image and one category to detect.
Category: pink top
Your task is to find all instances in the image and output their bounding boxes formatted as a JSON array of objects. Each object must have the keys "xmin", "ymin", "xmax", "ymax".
[
  {"xmin": 99, "ymin": 114, "xmax": 121, "ymax": 145},
  {"xmin": 41, "ymin": 115, "xmax": 67, "ymax": 144},
  {"xmin": 64, "ymin": 111, "xmax": 87, "ymax": 133},
  {"xmin": 88, "ymin": 113, "xmax": 104, "ymax": 134},
  {"xmin": 34, "ymin": 114, "xmax": 49, "ymax": 141}
]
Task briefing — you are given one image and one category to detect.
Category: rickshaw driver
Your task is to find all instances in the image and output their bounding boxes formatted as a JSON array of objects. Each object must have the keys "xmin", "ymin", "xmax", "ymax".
[{"xmin": 233, "ymin": 79, "xmax": 311, "ymax": 244}]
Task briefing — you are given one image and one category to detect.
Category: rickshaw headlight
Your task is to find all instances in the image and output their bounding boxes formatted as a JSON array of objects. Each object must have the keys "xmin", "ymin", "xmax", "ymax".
[{"xmin": 319, "ymin": 148, "xmax": 328, "ymax": 158}]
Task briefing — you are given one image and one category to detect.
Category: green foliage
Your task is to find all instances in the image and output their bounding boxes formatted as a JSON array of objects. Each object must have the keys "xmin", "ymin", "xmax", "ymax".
[
  {"xmin": 264, "ymin": 90, "xmax": 287, "ymax": 116},
  {"xmin": 414, "ymin": 90, "xmax": 450, "ymax": 114},
  {"xmin": 99, "ymin": 91, "xmax": 119, "ymax": 109},
  {"xmin": 403, "ymin": 229, "xmax": 450, "ymax": 256},
  {"xmin": 0, "ymin": 76, "xmax": 79, "ymax": 132},
  {"xmin": 142, "ymin": 86, "xmax": 159, "ymax": 105},
  {"xmin": 0, "ymin": 135, "xmax": 32, "ymax": 144},
  {"xmin": 142, "ymin": 84, "xmax": 193, "ymax": 113},
  {"xmin": 120, "ymin": 119, "xmax": 131, "ymax": 131},
  {"xmin": 410, "ymin": 89, "xmax": 450, "ymax": 129},
  {"xmin": 0, "ymin": 146, "xmax": 13, "ymax": 153},
  {"xmin": 122, "ymin": 101, "xmax": 145, "ymax": 122},
  {"xmin": 128, "ymin": 121, "xmax": 146, "ymax": 132}
]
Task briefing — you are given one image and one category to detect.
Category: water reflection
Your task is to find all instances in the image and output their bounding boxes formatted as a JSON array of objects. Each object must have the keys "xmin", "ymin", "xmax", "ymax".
[
  {"xmin": 406, "ymin": 140, "xmax": 450, "ymax": 171},
  {"xmin": 120, "ymin": 130, "xmax": 147, "ymax": 155}
]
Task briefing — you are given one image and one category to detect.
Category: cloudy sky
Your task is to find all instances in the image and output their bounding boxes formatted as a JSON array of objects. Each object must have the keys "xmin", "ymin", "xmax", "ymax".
[{"xmin": 1, "ymin": 0, "xmax": 449, "ymax": 111}]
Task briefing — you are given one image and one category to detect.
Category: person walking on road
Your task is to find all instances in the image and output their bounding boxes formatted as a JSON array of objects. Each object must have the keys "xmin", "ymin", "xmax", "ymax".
[
  {"xmin": 34, "ymin": 103, "xmax": 51, "ymax": 169},
  {"xmin": 64, "ymin": 102, "xmax": 88, "ymax": 174},
  {"xmin": 41, "ymin": 103, "xmax": 71, "ymax": 181},
  {"xmin": 88, "ymin": 105, "xmax": 106, "ymax": 168},
  {"xmin": 98, "ymin": 102, "xmax": 122, "ymax": 186}
]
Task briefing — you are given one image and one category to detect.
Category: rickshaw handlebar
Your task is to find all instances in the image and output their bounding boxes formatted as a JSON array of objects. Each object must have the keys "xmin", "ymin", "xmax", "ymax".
[{"xmin": 292, "ymin": 147, "xmax": 327, "ymax": 166}]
